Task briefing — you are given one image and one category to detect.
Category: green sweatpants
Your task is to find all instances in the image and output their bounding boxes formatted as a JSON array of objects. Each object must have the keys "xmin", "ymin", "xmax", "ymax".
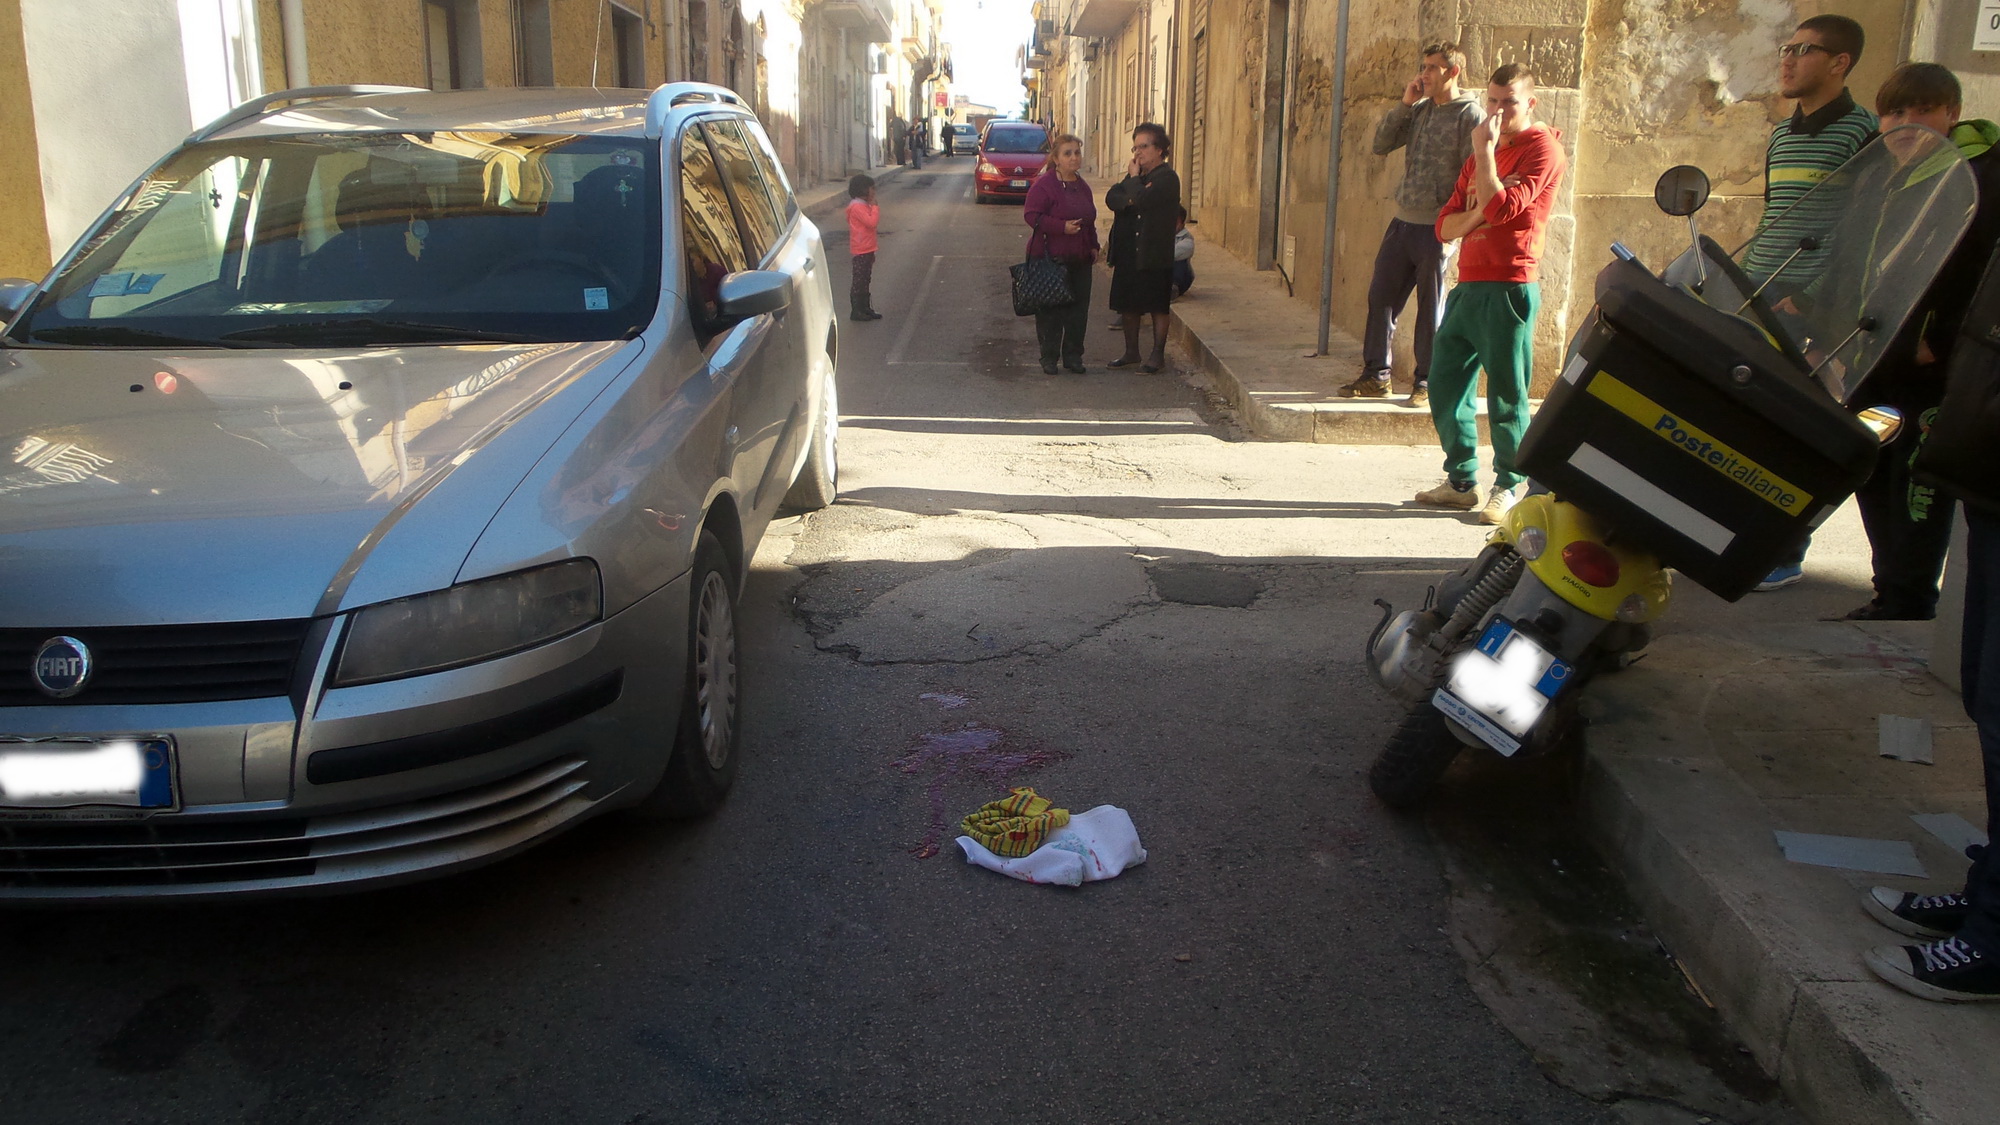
[{"xmin": 1427, "ymin": 280, "xmax": 1538, "ymax": 490}]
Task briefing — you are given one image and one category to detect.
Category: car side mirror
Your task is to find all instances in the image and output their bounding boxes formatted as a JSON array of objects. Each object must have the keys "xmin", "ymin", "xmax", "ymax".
[
  {"xmin": 715, "ymin": 270, "xmax": 792, "ymax": 319},
  {"xmin": 1653, "ymin": 166, "xmax": 1711, "ymax": 217},
  {"xmin": 0, "ymin": 279, "xmax": 40, "ymax": 321}
]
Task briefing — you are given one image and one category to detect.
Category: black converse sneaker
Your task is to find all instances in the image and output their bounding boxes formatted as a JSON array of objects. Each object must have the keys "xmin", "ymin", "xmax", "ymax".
[
  {"xmin": 1865, "ymin": 935, "xmax": 2000, "ymax": 1002},
  {"xmin": 1864, "ymin": 887, "xmax": 1970, "ymax": 939}
]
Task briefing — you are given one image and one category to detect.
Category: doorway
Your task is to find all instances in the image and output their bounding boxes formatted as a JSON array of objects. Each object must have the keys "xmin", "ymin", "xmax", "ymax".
[{"xmin": 1255, "ymin": 0, "xmax": 1293, "ymax": 273}]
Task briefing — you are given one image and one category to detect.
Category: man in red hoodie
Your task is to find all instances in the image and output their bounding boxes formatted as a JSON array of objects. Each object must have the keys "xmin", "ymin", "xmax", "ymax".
[{"xmin": 1414, "ymin": 63, "xmax": 1567, "ymax": 524}]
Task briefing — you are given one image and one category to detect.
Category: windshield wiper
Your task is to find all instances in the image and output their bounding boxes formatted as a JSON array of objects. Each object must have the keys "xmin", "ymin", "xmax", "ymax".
[
  {"xmin": 216, "ymin": 319, "xmax": 556, "ymax": 345},
  {"xmin": 25, "ymin": 324, "xmax": 248, "ymax": 349}
]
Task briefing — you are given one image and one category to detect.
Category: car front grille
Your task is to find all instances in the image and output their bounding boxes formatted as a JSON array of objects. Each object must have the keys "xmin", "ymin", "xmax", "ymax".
[
  {"xmin": 0, "ymin": 757, "xmax": 593, "ymax": 894},
  {"xmin": 0, "ymin": 619, "xmax": 313, "ymax": 706}
]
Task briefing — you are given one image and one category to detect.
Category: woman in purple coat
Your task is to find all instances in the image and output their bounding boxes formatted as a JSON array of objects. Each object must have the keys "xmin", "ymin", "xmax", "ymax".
[{"xmin": 1022, "ymin": 134, "xmax": 1099, "ymax": 374}]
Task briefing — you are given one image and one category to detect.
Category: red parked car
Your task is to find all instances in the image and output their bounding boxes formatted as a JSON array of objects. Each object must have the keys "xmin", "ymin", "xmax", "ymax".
[{"xmin": 973, "ymin": 122, "xmax": 1049, "ymax": 204}]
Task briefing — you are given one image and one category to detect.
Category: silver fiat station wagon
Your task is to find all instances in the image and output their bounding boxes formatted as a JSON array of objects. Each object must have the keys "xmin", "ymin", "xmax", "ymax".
[{"xmin": 0, "ymin": 82, "xmax": 840, "ymax": 899}]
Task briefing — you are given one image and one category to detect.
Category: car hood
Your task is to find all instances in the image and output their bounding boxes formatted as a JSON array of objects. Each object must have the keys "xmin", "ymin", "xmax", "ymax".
[{"xmin": 0, "ymin": 341, "xmax": 627, "ymax": 627}]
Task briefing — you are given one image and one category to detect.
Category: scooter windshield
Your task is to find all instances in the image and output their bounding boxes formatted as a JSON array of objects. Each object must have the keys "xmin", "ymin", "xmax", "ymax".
[{"xmin": 1731, "ymin": 124, "xmax": 1975, "ymax": 400}]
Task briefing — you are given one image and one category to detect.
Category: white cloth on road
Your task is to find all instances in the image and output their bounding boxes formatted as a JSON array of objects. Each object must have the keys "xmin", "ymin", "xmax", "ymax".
[{"xmin": 955, "ymin": 804, "xmax": 1147, "ymax": 886}]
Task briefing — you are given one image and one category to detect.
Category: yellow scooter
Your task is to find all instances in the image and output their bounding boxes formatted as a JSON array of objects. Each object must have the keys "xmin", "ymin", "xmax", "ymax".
[{"xmin": 1365, "ymin": 134, "xmax": 1969, "ymax": 808}]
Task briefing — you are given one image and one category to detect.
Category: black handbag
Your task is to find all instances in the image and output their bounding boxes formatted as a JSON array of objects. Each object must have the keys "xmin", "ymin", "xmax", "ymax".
[{"xmin": 1010, "ymin": 234, "xmax": 1073, "ymax": 317}]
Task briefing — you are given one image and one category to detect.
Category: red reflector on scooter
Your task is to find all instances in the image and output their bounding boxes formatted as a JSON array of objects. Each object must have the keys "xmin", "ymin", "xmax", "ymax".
[{"xmin": 1562, "ymin": 541, "xmax": 1622, "ymax": 588}]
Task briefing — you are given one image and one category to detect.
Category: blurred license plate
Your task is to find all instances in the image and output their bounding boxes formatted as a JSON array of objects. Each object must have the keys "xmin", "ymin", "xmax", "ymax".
[
  {"xmin": 1433, "ymin": 620, "xmax": 1574, "ymax": 757},
  {"xmin": 0, "ymin": 738, "xmax": 174, "ymax": 809},
  {"xmin": 1010, "ymin": 179, "xmax": 1028, "ymax": 188}
]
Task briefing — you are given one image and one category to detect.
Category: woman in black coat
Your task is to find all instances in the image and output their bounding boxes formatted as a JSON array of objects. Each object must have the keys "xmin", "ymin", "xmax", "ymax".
[{"xmin": 1104, "ymin": 122, "xmax": 1181, "ymax": 372}]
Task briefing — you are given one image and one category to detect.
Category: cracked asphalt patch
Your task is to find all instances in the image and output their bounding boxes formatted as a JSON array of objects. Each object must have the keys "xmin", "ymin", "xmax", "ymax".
[
  {"xmin": 790, "ymin": 509, "xmax": 1157, "ymax": 664},
  {"xmin": 1150, "ymin": 563, "xmax": 1265, "ymax": 608},
  {"xmin": 821, "ymin": 545, "xmax": 1151, "ymax": 662}
]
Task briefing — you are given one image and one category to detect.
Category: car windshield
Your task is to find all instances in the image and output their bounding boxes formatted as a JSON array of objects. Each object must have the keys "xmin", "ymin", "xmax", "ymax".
[
  {"xmin": 8, "ymin": 131, "xmax": 661, "ymax": 349},
  {"xmin": 984, "ymin": 128, "xmax": 1047, "ymax": 154}
]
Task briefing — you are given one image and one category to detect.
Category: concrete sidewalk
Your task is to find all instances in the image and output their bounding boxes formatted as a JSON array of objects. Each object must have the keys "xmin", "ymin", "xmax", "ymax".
[
  {"xmin": 1580, "ymin": 616, "xmax": 1999, "ymax": 1125},
  {"xmin": 1166, "ymin": 244, "xmax": 2000, "ymax": 1123},
  {"xmin": 1167, "ymin": 230, "xmax": 1519, "ymax": 444},
  {"xmin": 796, "ymin": 162, "xmax": 914, "ymax": 224}
]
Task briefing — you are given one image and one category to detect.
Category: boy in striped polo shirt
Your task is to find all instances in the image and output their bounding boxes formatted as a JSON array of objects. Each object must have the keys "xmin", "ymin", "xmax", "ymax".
[
  {"xmin": 1752, "ymin": 14, "xmax": 1878, "ymax": 592},
  {"xmin": 1745, "ymin": 16, "xmax": 1877, "ymax": 283}
]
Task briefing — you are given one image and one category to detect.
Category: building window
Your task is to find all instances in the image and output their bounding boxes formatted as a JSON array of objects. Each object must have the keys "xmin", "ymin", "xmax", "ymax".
[
  {"xmin": 612, "ymin": 3, "xmax": 644, "ymax": 87},
  {"xmin": 424, "ymin": 0, "xmax": 483, "ymax": 89},
  {"xmin": 513, "ymin": 0, "xmax": 554, "ymax": 86}
]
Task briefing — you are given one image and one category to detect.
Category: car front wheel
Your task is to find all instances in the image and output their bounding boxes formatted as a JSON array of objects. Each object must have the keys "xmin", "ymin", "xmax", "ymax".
[{"xmin": 633, "ymin": 530, "xmax": 740, "ymax": 818}]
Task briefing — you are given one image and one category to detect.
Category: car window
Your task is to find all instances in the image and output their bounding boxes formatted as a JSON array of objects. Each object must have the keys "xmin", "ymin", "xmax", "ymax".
[
  {"xmin": 69, "ymin": 158, "xmax": 252, "ymax": 318},
  {"xmin": 11, "ymin": 133, "xmax": 661, "ymax": 347},
  {"xmin": 679, "ymin": 123, "xmax": 749, "ymax": 343},
  {"xmin": 738, "ymin": 119, "xmax": 798, "ymax": 223},
  {"xmin": 701, "ymin": 119, "xmax": 784, "ymax": 263},
  {"xmin": 985, "ymin": 127, "xmax": 1047, "ymax": 154}
]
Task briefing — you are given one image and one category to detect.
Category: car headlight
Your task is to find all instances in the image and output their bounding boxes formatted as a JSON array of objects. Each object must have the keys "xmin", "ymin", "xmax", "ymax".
[
  {"xmin": 979, "ymin": 161, "xmax": 999, "ymax": 176},
  {"xmin": 331, "ymin": 559, "xmax": 602, "ymax": 687}
]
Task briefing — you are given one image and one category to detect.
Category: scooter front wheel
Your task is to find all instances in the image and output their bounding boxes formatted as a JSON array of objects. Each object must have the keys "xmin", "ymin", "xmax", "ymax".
[{"xmin": 1368, "ymin": 705, "xmax": 1463, "ymax": 810}]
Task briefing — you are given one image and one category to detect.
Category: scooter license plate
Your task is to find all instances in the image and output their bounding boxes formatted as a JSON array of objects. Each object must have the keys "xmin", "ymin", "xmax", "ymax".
[{"xmin": 1432, "ymin": 619, "xmax": 1575, "ymax": 757}]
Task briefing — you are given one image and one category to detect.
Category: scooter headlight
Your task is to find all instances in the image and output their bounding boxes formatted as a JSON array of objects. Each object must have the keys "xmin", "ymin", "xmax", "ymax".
[
  {"xmin": 1515, "ymin": 526, "xmax": 1547, "ymax": 561},
  {"xmin": 1616, "ymin": 593, "xmax": 1651, "ymax": 623}
]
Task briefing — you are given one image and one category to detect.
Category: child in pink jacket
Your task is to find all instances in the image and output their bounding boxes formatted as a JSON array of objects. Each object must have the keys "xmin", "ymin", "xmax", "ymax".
[{"xmin": 846, "ymin": 175, "xmax": 881, "ymax": 321}]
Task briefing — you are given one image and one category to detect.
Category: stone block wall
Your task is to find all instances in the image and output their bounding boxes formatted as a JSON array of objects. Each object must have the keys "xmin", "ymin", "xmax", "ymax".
[{"xmin": 1181, "ymin": 0, "xmax": 1939, "ymax": 399}]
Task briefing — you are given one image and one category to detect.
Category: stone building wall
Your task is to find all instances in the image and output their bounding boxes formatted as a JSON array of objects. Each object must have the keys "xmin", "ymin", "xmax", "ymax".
[
  {"xmin": 1180, "ymin": 0, "xmax": 1944, "ymax": 395},
  {"xmin": 1179, "ymin": 4, "xmax": 1275, "ymax": 261},
  {"xmin": 0, "ymin": 0, "xmax": 52, "ymax": 280},
  {"xmin": 1909, "ymin": 0, "xmax": 2000, "ymax": 118}
]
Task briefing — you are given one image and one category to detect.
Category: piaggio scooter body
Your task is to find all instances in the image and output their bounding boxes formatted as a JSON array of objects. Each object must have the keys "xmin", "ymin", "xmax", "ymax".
[{"xmin": 1365, "ymin": 127, "xmax": 1978, "ymax": 804}]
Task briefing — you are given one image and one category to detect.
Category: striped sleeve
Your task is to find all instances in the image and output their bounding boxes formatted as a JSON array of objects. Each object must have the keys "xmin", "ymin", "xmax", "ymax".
[{"xmin": 1744, "ymin": 106, "xmax": 1878, "ymax": 279}]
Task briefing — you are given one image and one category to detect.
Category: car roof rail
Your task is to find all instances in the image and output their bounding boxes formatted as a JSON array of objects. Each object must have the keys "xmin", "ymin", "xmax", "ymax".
[
  {"xmin": 644, "ymin": 82, "xmax": 748, "ymax": 136},
  {"xmin": 188, "ymin": 85, "xmax": 428, "ymax": 143}
]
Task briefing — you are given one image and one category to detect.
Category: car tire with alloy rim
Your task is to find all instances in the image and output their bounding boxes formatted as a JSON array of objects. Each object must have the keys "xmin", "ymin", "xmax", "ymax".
[
  {"xmin": 781, "ymin": 364, "xmax": 838, "ymax": 511},
  {"xmin": 632, "ymin": 530, "xmax": 740, "ymax": 818}
]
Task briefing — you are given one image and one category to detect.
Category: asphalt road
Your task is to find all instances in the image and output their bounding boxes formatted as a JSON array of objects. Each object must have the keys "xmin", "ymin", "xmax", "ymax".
[{"xmin": 0, "ymin": 162, "xmax": 1648, "ymax": 1124}]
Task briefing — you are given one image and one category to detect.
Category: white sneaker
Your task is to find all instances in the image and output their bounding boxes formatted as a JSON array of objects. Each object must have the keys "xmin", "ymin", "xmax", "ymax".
[{"xmin": 1479, "ymin": 486, "xmax": 1520, "ymax": 525}]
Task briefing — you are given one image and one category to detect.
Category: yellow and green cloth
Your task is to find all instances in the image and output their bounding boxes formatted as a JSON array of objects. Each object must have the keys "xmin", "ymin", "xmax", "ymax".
[{"xmin": 960, "ymin": 788, "xmax": 1070, "ymax": 858}]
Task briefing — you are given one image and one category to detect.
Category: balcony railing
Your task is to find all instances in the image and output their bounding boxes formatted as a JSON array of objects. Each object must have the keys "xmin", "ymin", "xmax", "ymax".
[
  {"xmin": 810, "ymin": 0, "xmax": 893, "ymax": 43},
  {"xmin": 1068, "ymin": 0, "xmax": 1139, "ymax": 38}
]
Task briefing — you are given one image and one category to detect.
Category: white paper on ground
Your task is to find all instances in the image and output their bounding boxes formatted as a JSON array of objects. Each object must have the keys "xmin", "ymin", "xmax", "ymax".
[
  {"xmin": 1877, "ymin": 714, "xmax": 1934, "ymax": 764},
  {"xmin": 1911, "ymin": 812, "xmax": 1988, "ymax": 855},
  {"xmin": 956, "ymin": 805, "xmax": 1148, "ymax": 887},
  {"xmin": 1774, "ymin": 830, "xmax": 1927, "ymax": 877}
]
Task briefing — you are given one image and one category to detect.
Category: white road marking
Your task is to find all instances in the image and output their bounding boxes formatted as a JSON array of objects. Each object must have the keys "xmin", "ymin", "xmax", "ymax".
[
  {"xmin": 885, "ymin": 255, "xmax": 946, "ymax": 365},
  {"xmin": 885, "ymin": 255, "xmax": 1017, "ymax": 366}
]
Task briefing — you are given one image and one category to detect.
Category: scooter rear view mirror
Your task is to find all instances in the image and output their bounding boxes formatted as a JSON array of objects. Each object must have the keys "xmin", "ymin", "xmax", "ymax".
[
  {"xmin": 1653, "ymin": 166, "xmax": 1711, "ymax": 216},
  {"xmin": 1655, "ymin": 166, "xmax": 1713, "ymax": 291}
]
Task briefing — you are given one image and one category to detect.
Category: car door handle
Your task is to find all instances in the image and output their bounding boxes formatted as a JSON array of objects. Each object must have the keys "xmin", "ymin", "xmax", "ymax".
[{"xmin": 803, "ymin": 256, "xmax": 816, "ymax": 274}]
